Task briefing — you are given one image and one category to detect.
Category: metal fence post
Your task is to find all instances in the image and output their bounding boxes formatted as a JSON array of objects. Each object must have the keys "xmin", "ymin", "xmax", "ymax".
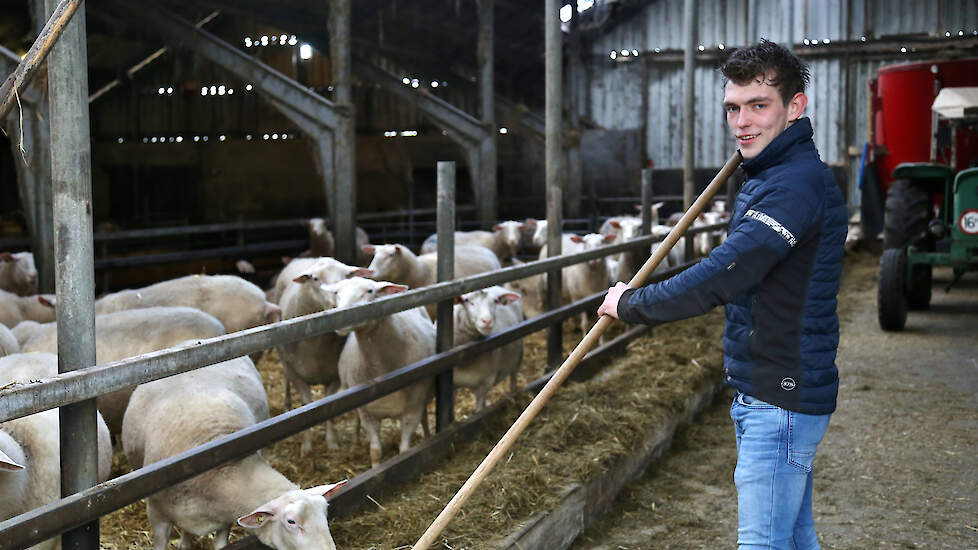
[
  {"xmin": 46, "ymin": 0, "xmax": 98, "ymax": 548},
  {"xmin": 435, "ymin": 161, "xmax": 456, "ymax": 431},
  {"xmin": 641, "ymin": 168, "xmax": 653, "ymax": 264},
  {"xmin": 545, "ymin": 0, "xmax": 563, "ymax": 372}
]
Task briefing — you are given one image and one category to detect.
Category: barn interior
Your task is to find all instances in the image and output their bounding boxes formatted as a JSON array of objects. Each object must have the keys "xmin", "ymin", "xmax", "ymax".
[{"xmin": 1, "ymin": 1, "xmax": 977, "ymax": 549}]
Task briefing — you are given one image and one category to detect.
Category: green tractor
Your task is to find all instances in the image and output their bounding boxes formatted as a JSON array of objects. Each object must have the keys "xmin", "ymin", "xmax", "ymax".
[{"xmin": 877, "ymin": 86, "xmax": 978, "ymax": 331}]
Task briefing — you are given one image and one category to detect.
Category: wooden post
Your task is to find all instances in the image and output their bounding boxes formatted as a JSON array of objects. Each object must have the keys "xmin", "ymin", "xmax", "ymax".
[{"xmin": 435, "ymin": 161, "xmax": 456, "ymax": 431}]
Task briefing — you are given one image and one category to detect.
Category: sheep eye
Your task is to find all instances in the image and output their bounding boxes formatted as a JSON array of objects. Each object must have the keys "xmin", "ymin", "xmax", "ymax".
[
  {"xmin": 367, "ymin": 288, "xmax": 374, "ymax": 294},
  {"xmin": 287, "ymin": 519, "xmax": 296, "ymax": 525}
]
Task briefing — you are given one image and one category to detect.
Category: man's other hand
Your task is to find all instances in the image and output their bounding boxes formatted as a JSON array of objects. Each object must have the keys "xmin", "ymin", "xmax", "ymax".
[{"xmin": 598, "ymin": 282, "xmax": 630, "ymax": 320}]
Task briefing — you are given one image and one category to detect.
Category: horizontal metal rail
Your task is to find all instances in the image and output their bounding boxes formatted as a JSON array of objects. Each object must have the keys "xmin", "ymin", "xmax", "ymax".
[
  {"xmin": 93, "ymin": 240, "xmax": 308, "ymax": 269},
  {"xmin": 0, "ymin": 252, "xmax": 702, "ymax": 548},
  {"xmin": 0, "ymin": 223, "xmax": 725, "ymax": 425}
]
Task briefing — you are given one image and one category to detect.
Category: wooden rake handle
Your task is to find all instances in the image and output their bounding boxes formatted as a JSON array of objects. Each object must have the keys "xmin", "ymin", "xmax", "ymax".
[{"xmin": 411, "ymin": 150, "xmax": 744, "ymax": 550}]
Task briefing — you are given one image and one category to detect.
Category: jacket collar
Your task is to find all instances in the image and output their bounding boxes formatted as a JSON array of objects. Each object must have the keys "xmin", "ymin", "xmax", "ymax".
[{"xmin": 741, "ymin": 117, "xmax": 814, "ymax": 178}]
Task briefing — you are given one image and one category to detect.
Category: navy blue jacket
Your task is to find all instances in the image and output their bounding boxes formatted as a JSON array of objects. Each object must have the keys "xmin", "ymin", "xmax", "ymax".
[{"xmin": 618, "ymin": 118, "xmax": 846, "ymax": 415}]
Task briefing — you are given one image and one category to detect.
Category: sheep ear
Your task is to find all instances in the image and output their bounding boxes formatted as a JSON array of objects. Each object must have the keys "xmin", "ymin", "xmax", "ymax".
[
  {"xmin": 378, "ymin": 284, "xmax": 408, "ymax": 296},
  {"xmin": 492, "ymin": 223, "xmax": 502, "ymax": 231},
  {"xmin": 305, "ymin": 480, "xmax": 348, "ymax": 499},
  {"xmin": 281, "ymin": 256, "xmax": 292, "ymax": 265},
  {"xmin": 610, "ymin": 220, "xmax": 621, "ymax": 229},
  {"xmin": 38, "ymin": 296, "xmax": 55, "ymax": 308},
  {"xmin": 0, "ymin": 253, "xmax": 13, "ymax": 262},
  {"xmin": 523, "ymin": 218, "xmax": 536, "ymax": 228},
  {"xmin": 454, "ymin": 296, "xmax": 464, "ymax": 304},
  {"xmin": 0, "ymin": 449, "xmax": 24, "ymax": 471},
  {"xmin": 293, "ymin": 274, "xmax": 313, "ymax": 284},
  {"xmin": 361, "ymin": 244, "xmax": 375, "ymax": 255},
  {"xmin": 570, "ymin": 235, "xmax": 583, "ymax": 243},
  {"xmin": 351, "ymin": 268, "xmax": 373, "ymax": 278},
  {"xmin": 603, "ymin": 234, "xmax": 617, "ymax": 243},
  {"xmin": 238, "ymin": 509, "xmax": 274, "ymax": 529},
  {"xmin": 497, "ymin": 292, "xmax": 521, "ymax": 305}
]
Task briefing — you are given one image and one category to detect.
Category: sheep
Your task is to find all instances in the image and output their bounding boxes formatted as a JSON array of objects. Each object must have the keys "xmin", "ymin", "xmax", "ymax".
[
  {"xmin": 420, "ymin": 220, "xmax": 530, "ymax": 261},
  {"xmin": 10, "ymin": 321, "xmax": 42, "ymax": 349},
  {"xmin": 121, "ymin": 354, "xmax": 347, "ymax": 550},
  {"xmin": 0, "ymin": 252, "xmax": 37, "ymax": 296},
  {"xmin": 94, "ymin": 274, "xmax": 280, "ymax": 335},
  {"xmin": 0, "ymin": 352, "xmax": 112, "ymax": 550},
  {"xmin": 364, "ymin": 243, "xmax": 501, "ymax": 317},
  {"xmin": 452, "ymin": 286, "xmax": 524, "ymax": 411},
  {"xmin": 302, "ymin": 217, "xmax": 371, "ymax": 265},
  {"xmin": 602, "ymin": 217, "xmax": 641, "ymax": 283},
  {"xmin": 266, "ymin": 256, "xmax": 371, "ymax": 305},
  {"xmin": 276, "ymin": 264, "xmax": 372, "ymax": 455},
  {"xmin": 0, "ymin": 324, "xmax": 18, "ymax": 357},
  {"xmin": 502, "ymin": 258, "xmax": 546, "ymax": 319},
  {"xmin": 562, "ymin": 233, "xmax": 615, "ymax": 340},
  {"xmin": 0, "ymin": 288, "xmax": 56, "ymax": 328},
  {"xmin": 324, "ymin": 277, "xmax": 436, "ymax": 467},
  {"xmin": 21, "ymin": 306, "xmax": 226, "ymax": 433}
]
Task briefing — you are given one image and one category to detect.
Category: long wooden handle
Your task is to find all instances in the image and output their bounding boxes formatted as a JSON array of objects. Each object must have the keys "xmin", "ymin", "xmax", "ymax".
[{"xmin": 411, "ymin": 150, "xmax": 744, "ymax": 550}]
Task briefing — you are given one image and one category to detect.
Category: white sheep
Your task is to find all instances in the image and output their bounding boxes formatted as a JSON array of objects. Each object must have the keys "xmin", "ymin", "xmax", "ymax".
[
  {"xmin": 502, "ymin": 258, "xmax": 546, "ymax": 319},
  {"xmin": 453, "ymin": 286, "xmax": 524, "ymax": 411},
  {"xmin": 324, "ymin": 277, "xmax": 436, "ymax": 467},
  {"xmin": 563, "ymin": 233, "xmax": 615, "ymax": 339},
  {"xmin": 0, "ymin": 288, "xmax": 56, "ymax": 328},
  {"xmin": 0, "ymin": 324, "xmax": 18, "ymax": 357},
  {"xmin": 277, "ymin": 264, "xmax": 372, "ymax": 455},
  {"xmin": 21, "ymin": 306, "xmax": 226, "ymax": 433},
  {"xmin": 267, "ymin": 256, "xmax": 371, "ymax": 305},
  {"xmin": 0, "ymin": 252, "xmax": 37, "ymax": 296},
  {"xmin": 302, "ymin": 217, "xmax": 371, "ymax": 265},
  {"xmin": 94, "ymin": 274, "xmax": 280, "ymax": 334},
  {"xmin": 364, "ymin": 243, "xmax": 501, "ymax": 317},
  {"xmin": 0, "ymin": 352, "xmax": 112, "ymax": 550},
  {"xmin": 121, "ymin": 355, "xmax": 346, "ymax": 550},
  {"xmin": 420, "ymin": 220, "xmax": 529, "ymax": 261}
]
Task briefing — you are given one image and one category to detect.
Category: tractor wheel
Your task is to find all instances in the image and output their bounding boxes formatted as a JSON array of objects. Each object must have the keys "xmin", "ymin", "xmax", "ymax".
[
  {"xmin": 878, "ymin": 248, "xmax": 908, "ymax": 331},
  {"xmin": 883, "ymin": 179, "xmax": 933, "ymax": 249},
  {"xmin": 906, "ymin": 262, "xmax": 932, "ymax": 310}
]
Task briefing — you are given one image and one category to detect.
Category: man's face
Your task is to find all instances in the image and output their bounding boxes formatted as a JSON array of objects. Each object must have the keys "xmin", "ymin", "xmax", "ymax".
[{"xmin": 723, "ymin": 73, "xmax": 805, "ymax": 160}]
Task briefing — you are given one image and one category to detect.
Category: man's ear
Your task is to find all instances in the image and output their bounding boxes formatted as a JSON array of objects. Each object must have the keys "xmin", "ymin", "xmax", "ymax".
[{"xmin": 787, "ymin": 92, "xmax": 807, "ymax": 123}]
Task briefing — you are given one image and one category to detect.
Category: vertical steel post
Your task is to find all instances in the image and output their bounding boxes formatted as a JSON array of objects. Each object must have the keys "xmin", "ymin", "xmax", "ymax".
[
  {"xmin": 330, "ymin": 0, "xmax": 357, "ymax": 265},
  {"xmin": 545, "ymin": 0, "xmax": 563, "ymax": 371},
  {"xmin": 435, "ymin": 161, "xmax": 456, "ymax": 431},
  {"xmin": 477, "ymin": 0, "xmax": 497, "ymax": 228},
  {"xmin": 26, "ymin": 0, "xmax": 55, "ymax": 293},
  {"xmin": 641, "ymin": 168, "xmax": 653, "ymax": 236},
  {"xmin": 565, "ymin": 3, "xmax": 582, "ymax": 219},
  {"xmin": 683, "ymin": 0, "xmax": 697, "ymax": 211},
  {"xmin": 46, "ymin": 0, "xmax": 98, "ymax": 548}
]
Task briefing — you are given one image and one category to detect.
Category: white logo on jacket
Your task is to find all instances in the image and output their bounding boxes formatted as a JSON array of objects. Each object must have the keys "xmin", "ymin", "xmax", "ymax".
[
  {"xmin": 781, "ymin": 377, "xmax": 797, "ymax": 391},
  {"xmin": 744, "ymin": 209, "xmax": 798, "ymax": 247}
]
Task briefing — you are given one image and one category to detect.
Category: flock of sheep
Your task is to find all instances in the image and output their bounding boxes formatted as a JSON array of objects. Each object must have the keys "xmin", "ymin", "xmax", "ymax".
[{"xmin": 0, "ymin": 205, "xmax": 729, "ymax": 550}]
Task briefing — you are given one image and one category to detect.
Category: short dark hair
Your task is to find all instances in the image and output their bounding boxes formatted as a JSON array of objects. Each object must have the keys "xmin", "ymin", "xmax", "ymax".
[{"xmin": 719, "ymin": 39, "xmax": 810, "ymax": 105}]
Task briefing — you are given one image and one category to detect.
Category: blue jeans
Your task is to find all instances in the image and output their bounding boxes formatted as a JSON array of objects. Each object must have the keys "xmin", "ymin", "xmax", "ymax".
[{"xmin": 730, "ymin": 391, "xmax": 831, "ymax": 550}]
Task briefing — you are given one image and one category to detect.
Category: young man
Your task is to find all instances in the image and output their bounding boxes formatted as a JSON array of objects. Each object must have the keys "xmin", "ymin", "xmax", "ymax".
[{"xmin": 598, "ymin": 39, "xmax": 847, "ymax": 549}]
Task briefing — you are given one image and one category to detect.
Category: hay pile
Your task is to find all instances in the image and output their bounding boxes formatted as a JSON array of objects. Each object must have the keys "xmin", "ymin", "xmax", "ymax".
[{"xmin": 96, "ymin": 310, "xmax": 723, "ymax": 549}]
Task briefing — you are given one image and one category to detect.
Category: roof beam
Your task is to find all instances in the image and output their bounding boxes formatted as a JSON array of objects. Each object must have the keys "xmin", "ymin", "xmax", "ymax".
[{"xmin": 104, "ymin": 0, "xmax": 344, "ymax": 130}]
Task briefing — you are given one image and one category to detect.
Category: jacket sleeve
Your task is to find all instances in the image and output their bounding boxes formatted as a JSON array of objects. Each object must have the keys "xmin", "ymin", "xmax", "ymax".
[{"xmin": 617, "ymin": 182, "xmax": 822, "ymax": 326}]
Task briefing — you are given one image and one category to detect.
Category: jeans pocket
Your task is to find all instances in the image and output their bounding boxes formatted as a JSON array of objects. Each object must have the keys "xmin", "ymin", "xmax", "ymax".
[
  {"xmin": 786, "ymin": 410, "xmax": 829, "ymax": 472},
  {"xmin": 737, "ymin": 391, "xmax": 777, "ymax": 409}
]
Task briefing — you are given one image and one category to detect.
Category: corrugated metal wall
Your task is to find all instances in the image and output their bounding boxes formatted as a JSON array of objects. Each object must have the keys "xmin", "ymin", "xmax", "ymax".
[{"xmin": 580, "ymin": 0, "xmax": 978, "ymax": 205}]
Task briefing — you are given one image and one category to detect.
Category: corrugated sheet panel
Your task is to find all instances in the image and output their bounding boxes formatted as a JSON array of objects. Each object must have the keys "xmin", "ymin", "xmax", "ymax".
[{"xmin": 582, "ymin": 0, "xmax": 975, "ymax": 208}]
